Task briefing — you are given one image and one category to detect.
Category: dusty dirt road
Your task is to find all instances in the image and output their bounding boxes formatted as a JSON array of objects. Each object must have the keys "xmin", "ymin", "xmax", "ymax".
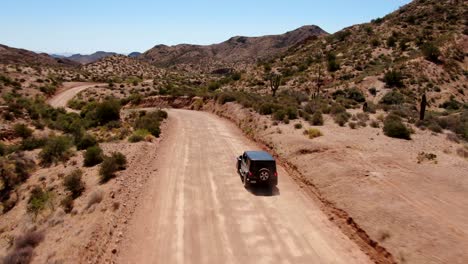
[
  {"xmin": 117, "ymin": 109, "xmax": 371, "ymax": 264},
  {"xmin": 48, "ymin": 82, "xmax": 105, "ymax": 109}
]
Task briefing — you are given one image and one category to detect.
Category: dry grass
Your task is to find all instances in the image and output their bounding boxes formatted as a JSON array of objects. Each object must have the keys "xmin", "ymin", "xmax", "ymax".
[{"xmin": 304, "ymin": 128, "xmax": 323, "ymax": 139}]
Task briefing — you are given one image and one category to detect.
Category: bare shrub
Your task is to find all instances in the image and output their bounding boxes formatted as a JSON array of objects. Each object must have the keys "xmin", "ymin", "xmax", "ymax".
[
  {"xmin": 86, "ymin": 190, "xmax": 103, "ymax": 209},
  {"xmin": 63, "ymin": 169, "xmax": 85, "ymax": 199},
  {"xmin": 14, "ymin": 231, "xmax": 44, "ymax": 249},
  {"xmin": 2, "ymin": 246, "xmax": 33, "ymax": 264}
]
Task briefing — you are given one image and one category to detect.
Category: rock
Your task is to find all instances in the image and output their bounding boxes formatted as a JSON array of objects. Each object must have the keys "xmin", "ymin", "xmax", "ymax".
[{"xmin": 111, "ymin": 248, "xmax": 117, "ymax": 254}]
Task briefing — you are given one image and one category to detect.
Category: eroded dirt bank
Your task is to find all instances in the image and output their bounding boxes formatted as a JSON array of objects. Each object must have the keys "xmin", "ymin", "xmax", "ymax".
[{"xmin": 205, "ymin": 101, "xmax": 468, "ymax": 264}]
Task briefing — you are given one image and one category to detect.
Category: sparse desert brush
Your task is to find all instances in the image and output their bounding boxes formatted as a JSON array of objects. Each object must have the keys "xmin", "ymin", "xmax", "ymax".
[
  {"xmin": 383, "ymin": 114, "xmax": 411, "ymax": 140},
  {"xmin": 128, "ymin": 129, "xmax": 150, "ymax": 143},
  {"xmin": 13, "ymin": 123, "xmax": 33, "ymax": 139},
  {"xmin": 457, "ymin": 146, "xmax": 468, "ymax": 159},
  {"xmin": 63, "ymin": 169, "xmax": 85, "ymax": 199},
  {"xmin": 99, "ymin": 152, "xmax": 127, "ymax": 183},
  {"xmin": 311, "ymin": 111, "xmax": 324, "ymax": 126},
  {"xmin": 3, "ymin": 230, "xmax": 44, "ymax": 264},
  {"xmin": 27, "ymin": 186, "xmax": 52, "ymax": 217},
  {"xmin": 370, "ymin": 120, "xmax": 380, "ymax": 128},
  {"xmin": 294, "ymin": 123, "xmax": 303, "ymax": 129},
  {"xmin": 60, "ymin": 195, "xmax": 74, "ymax": 213},
  {"xmin": 76, "ymin": 133, "xmax": 97, "ymax": 150},
  {"xmin": 39, "ymin": 135, "xmax": 73, "ymax": 166},
  {"xmin": 305, "ymin": 128, "xmax": 323, "ymax": 139},
  {"xmin": 349, "ymin": 122, "xmax": 358, "ymax": 129},
  {"xmin": 83, "ymin": 145, "xmax": 104, "ymax": 167},
  {"xmin": 334, "ymin": 112, "xmax": 351, "ymax": 127}
]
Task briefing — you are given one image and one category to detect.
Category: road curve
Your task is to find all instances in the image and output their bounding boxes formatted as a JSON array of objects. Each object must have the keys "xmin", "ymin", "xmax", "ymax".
[
  {"xmin": 48, "ymin": 82, "xmax": 105, "ymax": 109},
  {"xmin": 117, "ymin": 109, "xmax": 371, "ymax": 264}
]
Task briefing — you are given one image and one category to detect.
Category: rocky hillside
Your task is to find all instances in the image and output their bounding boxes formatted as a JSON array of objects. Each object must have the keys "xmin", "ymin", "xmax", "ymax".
[
  {"xmin": 232, "ymin": 0, "xmax": 467, "ymax": 107},
  {"xmin": 67, "ymin": 51, "xmax": 118, "ymax": 64},
  {"xmin": 140, "ymin": 25, "xmax": 327, "ymax": 71},
  {"xmin": 82, "ymin": 55, "xmax": 164, "ymax": 81},
  {"xmin": 0, "ymin": 44, "xmax": 78, "ymax": 67}
]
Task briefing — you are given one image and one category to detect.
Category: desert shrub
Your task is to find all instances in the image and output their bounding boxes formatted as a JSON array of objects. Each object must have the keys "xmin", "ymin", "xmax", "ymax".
[
  {"xmin": 83, "ymin": 146, "xmax": 104, "ymax": 167},
  {"xmin": 39, "ymin": 136, "xmax": 73, "ymax": 166},
  {"xmin": 311, "ymin": 111, "xmax": 324, "ymax": 126},
  {"xmin": 27, "ymin": 186, "xmax": 51, "ymax": 217},
  {"xmin": 215, "ymin": 92, "xmax": 236, "ymax": 104},
  {"xmin": 273, "ymin": 109, "xmax": 286, "ymax": 121},
  {"xmin": 128, "ymin": 129, "xmax": 150, "ymax": 143},
  {"xmin": 3, "ymin": 246, "xmax": 34, "ymax": 264},
  {"xmin": 370, "ymin": 120, "xmax": 380, "ymax": 128},
  {"xmin": 133, "ymin": 111, "xmax": 166, "ymax": 137},
  {"xmin": 369, "ymin": 87, "xmax": 377, "ymax": 96},
  {"xmin": 383, "ymin": 114, "xmax": 411, "ymax": 140},
  {"xmin": 60, "ymin": 195, "xmax": 74, "ymax": 213},
  {"xmin": 383, "ymin": 70, "xmax": 404, "ymax": 88},
  {"xmin": 294, "ymin": 123, "xmax": 303, "ymax": 129},
  {"xmin": 330, "ymin": 103, "xmax": 346, "ymax": 115},
  {"xmin": 19, "ymin": 137, "xmax": 46, "ymax": 151},
  {"xmin": 99, "ymin": 152, "xmax": 127, "ymax": 183},
  {"xmin": 13, "ymin": 123, "xmax": 33, "ymax": 139},
  {"xmin": 259, "ymin": 103, "xmax": 280, "ymax": 115},
  {"xmin": 14, "ymin": 231, "xmax": 44, "ymax": 250},
  {"xmin": 82, "ymin": 99, "xmax": 121, "ymax": 126},
  {"xmin": 440, "ymin": 99, "xmax": 462, "ymax": 110},
  {"xmin": 356, "ymin": 112, "xmax": 370, "ymax": 122},
  {"xmin": 345, "ymin": 88, "xmax": 366, "ymax": 103},
  {"xmin": 334, "ymin": 112, "xmax": 351, "ymax": 126},
  {"xmin": 63, "ymin": 169, "xmax": 85, "ymax": 199},
  {"xmin": 306, "ymin": 128, "xmax": 323, "ymax": 139},
  {"xmin": 380, "ymin": 91, "xmax": 404, "ymax": 105},
  {"xmin": 76, "ymin": 133, "xmax": 97, "ymax": 150},
  {"xmin": 349, "ymin": 122, "xmax": 358, "ymax": 129},
  {"xmin": 363, "ymin": 101, "xmax": 377, "ymax": 113},
  {"xmin": 422, "ymin": 42, "xmax": 441, "ymax": 63}
]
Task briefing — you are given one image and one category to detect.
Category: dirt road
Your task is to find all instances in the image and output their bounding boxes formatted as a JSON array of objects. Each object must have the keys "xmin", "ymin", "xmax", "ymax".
[
  {"xmin": 117, "ymin": 109, "xmax": 371, "ymax": 264},
  {"xmin": 48, "ymin": 82, "xmax": 105, "ymax": 109}
]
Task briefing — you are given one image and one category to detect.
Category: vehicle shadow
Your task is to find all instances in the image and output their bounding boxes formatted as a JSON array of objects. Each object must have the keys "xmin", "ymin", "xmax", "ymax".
[
  {"xmin": 247, "ymin": 185, "xmax": 280, "ymax": 197},
  {"xmin": 239, "ymin": 175, "xmax": 280, "ymax": 196}
]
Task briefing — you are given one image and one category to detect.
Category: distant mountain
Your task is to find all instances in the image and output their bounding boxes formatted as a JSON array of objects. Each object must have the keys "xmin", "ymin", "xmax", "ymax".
[
  {"xmin": 0, "ymin": 44, "xmax": 78, "ymax": 67},
  {"xmin": 67, "ymin": 51, "xmax": 118, "ymax": 64},
  {"xmin": 140, "ymin": 25, "xmax": 328, "ymax": 69},
  {"xmin": 128, "ymin": 52, "xmax": 141, "ymax": 58}
]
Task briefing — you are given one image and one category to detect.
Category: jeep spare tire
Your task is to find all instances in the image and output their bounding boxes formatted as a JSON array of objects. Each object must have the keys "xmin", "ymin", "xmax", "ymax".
[{"xmin": 259, "ymin": 168, "xmax": 270, "ymax": 181}]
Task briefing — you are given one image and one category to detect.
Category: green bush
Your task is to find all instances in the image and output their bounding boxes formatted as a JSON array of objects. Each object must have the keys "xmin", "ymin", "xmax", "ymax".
[
  {"xmin": 334, "ymin": 112, "xmax": 351, "ymax": 126},
  {"xmin": 422, "ymin": 43, "xmax": 441, "ymax": 63},
  {"xmin": 380, "ymin": 91, "xmax": 404, "ymax": 105},
  {"xmin": 294, "ymin": 123, "xmax": 303, "ymax": 129},
  {"xmin": 20, "ymin": 137, "xmax": 47, "ymax": 151},
  {"xmin": 311, "ymin": 111, "xmax": 324, "ymax": 126},
  {"xmin": 27, "ymin": 186, "xmax": 50, "ymax": 217},
  {"xmin": 383, "ymin": 70, "xmax": 404, "ymax": 88},
  {"xmin": 383, "ymin": 114, "xmax": 411, "ymax": 140},
  {"xmin": 99, "ymin": 152, "xmax": 127, "ymax": 183},
  {"xmin": 83, "ymin": 146, "xmax": 104, "ymax": 167},
  {"xmin": 82, "ymin": 99, "xmax": 121, "ymax": 126},
  {"xmin": 76, "ymin": 133, "xmax": 97, "ymax": 150},
  {"xmin": 133, "ymin": 111, "xmax": 166, "ymax": 137},
  {"xmin": 128, "ymin": 129, "xmax": 150, "ymax": 143},
  {"xmin": 39, "ymin": 136, "xmax": 73, "ymax": 166},
  {"xmin": 13, "ymin": 123, "xmax": 33, "ymax": 139},
  {"xmin": 63, "ymin": 169, "xmax": 85, "ymax": 199}
]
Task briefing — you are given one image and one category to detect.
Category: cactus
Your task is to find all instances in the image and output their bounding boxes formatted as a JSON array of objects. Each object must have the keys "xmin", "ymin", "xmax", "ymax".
[
  {"xmin": 420, "ymin": 93, "xmax": 427, "ymax": 120},
  {"xmin": 268, "ymin": 73, "xmax": 281, "ymax": 97}
]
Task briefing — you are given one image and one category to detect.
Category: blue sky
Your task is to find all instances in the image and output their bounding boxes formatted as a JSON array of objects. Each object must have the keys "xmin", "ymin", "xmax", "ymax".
[{"xmin": 0, "ymin": 0, "xmax": 412, "ymax": 54}]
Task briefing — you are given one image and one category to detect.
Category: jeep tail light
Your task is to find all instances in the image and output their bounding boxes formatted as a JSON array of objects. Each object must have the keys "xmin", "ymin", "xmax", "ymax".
[
  {"xmin": 248, "ymin": 171, "xmax": 252, "ymax": 177},
  {"xmin": 274, "ymin": 172, "xmax": 278, "ymax": 177}
]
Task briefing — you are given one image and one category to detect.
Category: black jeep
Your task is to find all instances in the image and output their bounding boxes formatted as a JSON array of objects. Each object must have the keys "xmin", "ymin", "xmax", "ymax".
[{"xmin": 237, "ymin": 151, "xmax": 278, "ymax": 188}]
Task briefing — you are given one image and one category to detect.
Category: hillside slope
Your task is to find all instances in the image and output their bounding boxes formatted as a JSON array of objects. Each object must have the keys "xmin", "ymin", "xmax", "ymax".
[
  {"xmin": 0, "ymin": 44, "xmax": 78, "ymax": 67},
  {"xmin": 140, "ymin": 25, "xmax": 327, "ymax": 71}
]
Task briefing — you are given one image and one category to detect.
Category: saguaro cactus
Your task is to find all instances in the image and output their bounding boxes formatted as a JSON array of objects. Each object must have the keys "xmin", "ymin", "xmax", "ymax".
[
  {"xmin": 269, "ymin": 73, "xmax": 281, "ymax": 97},
  {"xmin": 420, "ymin": 93, "xmax": 427, "ymax": 121}
]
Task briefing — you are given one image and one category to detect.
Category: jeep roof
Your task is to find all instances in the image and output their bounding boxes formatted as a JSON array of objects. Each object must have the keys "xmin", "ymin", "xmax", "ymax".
[{"xmin": 244, "ymin": 151, "xmax": 275, "ymax": 161}]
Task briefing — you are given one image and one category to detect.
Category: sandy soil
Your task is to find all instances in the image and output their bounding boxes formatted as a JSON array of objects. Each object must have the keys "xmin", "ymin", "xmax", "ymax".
[
  {"xmin": 210, "ymin": 102, "xmax": 468, "ymax": 264},
  {"xmin": 115, "ymin": 109, "xmax": 371, "ymax": 264}
]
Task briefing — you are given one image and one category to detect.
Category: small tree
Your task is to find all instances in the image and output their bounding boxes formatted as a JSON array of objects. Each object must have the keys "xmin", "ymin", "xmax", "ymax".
[
  {"xmin": 63, "ymin": 169, "xmax": 85, "ymax": 199},
  {"xmin": 268, "ymin": 73, "xmax": 281, "ymax": 97}
]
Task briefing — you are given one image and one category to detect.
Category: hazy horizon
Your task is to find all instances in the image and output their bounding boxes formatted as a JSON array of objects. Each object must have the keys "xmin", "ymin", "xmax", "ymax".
[{"xmin": 1, "ymin": 0, "xmax": 411, "ymax": 55}]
